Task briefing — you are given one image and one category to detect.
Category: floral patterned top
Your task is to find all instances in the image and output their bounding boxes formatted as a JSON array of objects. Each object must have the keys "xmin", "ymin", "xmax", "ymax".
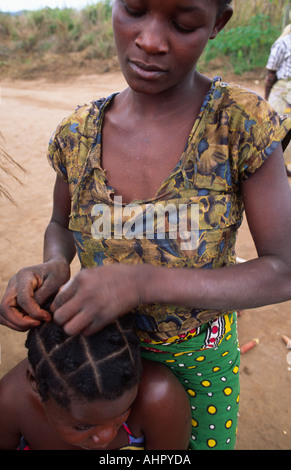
[{"xmin": 48, "ymin": 77, "xmax": 291, "ymax": 342}]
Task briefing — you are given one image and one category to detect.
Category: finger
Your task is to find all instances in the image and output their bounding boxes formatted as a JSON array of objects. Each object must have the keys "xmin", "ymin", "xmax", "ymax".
[
  {"xmin": 0, "ymin": 290, "xmax": 44, "ymax": 329},
  {"xmin": 34, "ymin": 272, "xmax": 69, "ymax": 308},
  {"xmin": 0, "ymin": 307, "xmax": 41, "ymax": 331},
  {"xmin": 34, "ymin": 286, "xmax": 58, "ymax": 308},
  {"xmin": 82, "ymin": 321, "xmax": 106, "ymax": 336},
  {"xmin": 17, "ymin": 277, "xmax": 51, "ymax": 321},
  {"xmin": 18, "ymin": 299, "xmax": 51, "ymax": 322},
  {"xmin": 53, "ymin": 297, "xmax": 82, "ymax": 327},
  {"xmin": 62, "ymin": 311, "xmax": 96, "ymax": 336},
  {"xmin": 68, "ymin": 310, "xmax": 112, "ymax": 337},
  {"xmin": 50, "ymin": 278, "xmax": 76, "ymax": 312}
]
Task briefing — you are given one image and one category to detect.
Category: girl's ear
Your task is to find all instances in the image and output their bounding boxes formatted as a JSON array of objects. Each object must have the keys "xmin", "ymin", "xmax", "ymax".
[
  {"xmin": 210, "ymin": 6, "xmax": 233, "ymax": 40},
  {"xmin": 26, "ymin": 365, "xmax": 39, "ymax": 395}
]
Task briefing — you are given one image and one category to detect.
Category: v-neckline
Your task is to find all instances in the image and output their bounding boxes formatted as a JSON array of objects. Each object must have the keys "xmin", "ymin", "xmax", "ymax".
[{"xmin": 93, "ymin": 77, "xmax": 221, "ymax": 205}]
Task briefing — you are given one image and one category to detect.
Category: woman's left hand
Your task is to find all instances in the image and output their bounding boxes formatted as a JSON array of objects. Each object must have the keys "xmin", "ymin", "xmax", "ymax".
[{"xmin": 51, "ymin": 264, "xmax": 144, "ymax": 335}]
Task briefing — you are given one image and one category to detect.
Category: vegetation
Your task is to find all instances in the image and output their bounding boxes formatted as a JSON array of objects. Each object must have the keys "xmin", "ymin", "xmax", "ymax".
[
  {"xmin": 0, "ymin": 1, "xmax": 115, "ymax": 78},
  {"xmin": 201, "ymin": 14, "xmax": 281, "ymax": 74},
  {"xmin": 202, "ymin": 0, "xmax": 291, "ymax": 74},
  {"xmin": 0, "ymin": 0, "xmax": 290, "ymax": 78}
]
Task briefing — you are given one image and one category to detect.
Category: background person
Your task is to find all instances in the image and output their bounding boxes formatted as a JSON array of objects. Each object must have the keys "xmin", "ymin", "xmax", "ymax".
[{"xmin": 265, "ymin": 12, "xmax": 291, "ymax": 173}]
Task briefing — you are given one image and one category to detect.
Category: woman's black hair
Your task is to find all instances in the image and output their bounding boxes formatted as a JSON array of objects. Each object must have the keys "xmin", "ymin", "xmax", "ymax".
[
  {"xmin": 25, "ymin": 313, "xmax": 142, "ymax": 409},
  {"xmin": 218, "ymin": 0, "xmax": 232, "ymax": 15}
]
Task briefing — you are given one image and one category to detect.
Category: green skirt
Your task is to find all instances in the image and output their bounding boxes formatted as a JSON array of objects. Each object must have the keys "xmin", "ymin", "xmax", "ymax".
[{"xmin": 140, "ymin": 312, "xmax": 240, "ymax": 450}]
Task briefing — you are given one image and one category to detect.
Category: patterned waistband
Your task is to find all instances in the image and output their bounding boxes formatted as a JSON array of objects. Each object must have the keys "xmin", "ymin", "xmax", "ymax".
[{"xmin": 140, "ymin": 312, "xmax": 236, "ymax": 350}]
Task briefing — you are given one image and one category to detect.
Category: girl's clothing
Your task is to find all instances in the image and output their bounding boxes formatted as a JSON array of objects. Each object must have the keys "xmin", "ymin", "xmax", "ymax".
[
  {"xmin": 120, "ymin": 423, "xmax": 145, "ymax": 450},
  {"xmin": 47, "ymin": 77, "xmax": 291, "ymax": 449},
  {"xmin": 18, "ymin": 437, "xmax": 30, "ymax": 450}
]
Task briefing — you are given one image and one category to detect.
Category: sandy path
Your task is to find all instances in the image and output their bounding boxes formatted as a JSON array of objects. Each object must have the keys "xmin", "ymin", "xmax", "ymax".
[{"xmin": 0, "ymin": 72, "xmax": 290, "ymax": 450}]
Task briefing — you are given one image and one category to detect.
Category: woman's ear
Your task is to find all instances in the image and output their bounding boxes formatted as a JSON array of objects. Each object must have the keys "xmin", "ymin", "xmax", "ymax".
[
  {"xmin": 26, "ymin": 365, "xmax": 39, "ymax": 395},
  {"xmin": 210, "ymin": 6, "xmax": 233, "ymax": 40}
]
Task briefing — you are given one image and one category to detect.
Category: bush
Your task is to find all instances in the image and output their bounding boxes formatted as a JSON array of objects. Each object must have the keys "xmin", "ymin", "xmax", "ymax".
[
  {"xmin": 202, "ymin": 14, "xmax": 281, "ymax": 74},
  {"xmin": 0, "ymin": 2, "xmax": 114, "ymax": 58}
]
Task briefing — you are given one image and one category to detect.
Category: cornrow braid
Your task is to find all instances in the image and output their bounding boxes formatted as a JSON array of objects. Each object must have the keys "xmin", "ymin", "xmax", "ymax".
[{"xmin": 25, "ymin": 313, "xmax": 142, "ymax": 409}]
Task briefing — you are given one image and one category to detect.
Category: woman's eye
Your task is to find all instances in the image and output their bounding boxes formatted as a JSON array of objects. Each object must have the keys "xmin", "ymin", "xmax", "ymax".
[
  {"xmin": 121, "ymin": 0, "xmax": 144, "ymax": 17},
  {"xmin": 173, "ymin": 22, "xmax": 197, "ymax": 34}
]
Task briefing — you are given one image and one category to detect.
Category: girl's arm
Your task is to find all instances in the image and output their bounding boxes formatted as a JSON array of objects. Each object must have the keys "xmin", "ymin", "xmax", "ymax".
[
  {"xmin": 52, "ymin": 144, "xmax": 291, "ymax": 336},
  {"xmin": 0, "ymin": 176, "xmax": 75, "ymax": 331}
]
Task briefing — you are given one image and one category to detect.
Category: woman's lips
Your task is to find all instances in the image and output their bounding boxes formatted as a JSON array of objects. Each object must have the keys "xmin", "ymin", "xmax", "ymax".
[{"xmin": 128, "ymin": 59, "xmax": 167, "ymax": 79}]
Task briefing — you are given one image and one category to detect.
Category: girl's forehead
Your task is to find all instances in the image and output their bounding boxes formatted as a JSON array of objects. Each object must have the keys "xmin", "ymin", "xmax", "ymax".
[
  {"xmin": 65, "ymin": 386, "xmax": 138, "ymax": 423},
  {"xmin": 44, "ymin": 386, "xmax": 138, "ymax": 428}
]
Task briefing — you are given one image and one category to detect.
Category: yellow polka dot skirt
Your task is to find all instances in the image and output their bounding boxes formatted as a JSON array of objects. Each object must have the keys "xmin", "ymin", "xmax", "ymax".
[{"xmin": 140, "ymin": 313, "xmax": 240, "ymax": 450}]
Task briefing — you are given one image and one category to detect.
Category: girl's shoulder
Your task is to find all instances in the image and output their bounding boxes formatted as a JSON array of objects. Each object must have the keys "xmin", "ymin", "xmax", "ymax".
[
  {"xmin": 0, "ymin": 359, "xmax": 30, "ymax": 407},
  {"xmin": 0, "ymin": 360, "xmax": 31, "ymax": 449},
  {"xmin": 135, "ymin": 359, "xmax": 189, "ymax": 411},
  {"xmin": 129, "ymin": 360, "xmax": 191, "ymax": 449}
]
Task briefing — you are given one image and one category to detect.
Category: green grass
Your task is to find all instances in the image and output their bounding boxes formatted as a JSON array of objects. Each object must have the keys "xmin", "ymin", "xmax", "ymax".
[{"xmin": 202, "ymin": 14, "xmax": 281, "ymax": 74}]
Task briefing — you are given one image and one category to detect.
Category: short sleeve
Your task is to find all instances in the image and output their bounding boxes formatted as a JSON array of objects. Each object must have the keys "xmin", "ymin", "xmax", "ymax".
[
  {"xmin": 47, "ymin": 102, "xmax": 101, "ymax": 185},
  {"xmin": 266, "ymin": 39, "xmax": 283, "ymax": 71},
  {"xmin": 226, "ymin": 86, "xmax": 291, "ymax": 181},
  {"xmin": 47, "ymin": 116, "xmax": 71, "ymax": 181}
]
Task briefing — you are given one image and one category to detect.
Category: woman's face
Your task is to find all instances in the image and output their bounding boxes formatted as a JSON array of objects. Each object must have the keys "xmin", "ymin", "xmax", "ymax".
[
  {"xmin": 43, "ymin": 386, "xmax": 138, "ymax": 450},
  {"xmin": 112, "ymin": 0, "xmax": 232, "ymax": 95}
]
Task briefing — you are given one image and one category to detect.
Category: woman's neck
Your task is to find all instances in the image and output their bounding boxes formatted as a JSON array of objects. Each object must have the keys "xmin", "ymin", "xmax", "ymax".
[{"xmin": 118, "ymin": 70, "xmax": 211, "ymax": 121}]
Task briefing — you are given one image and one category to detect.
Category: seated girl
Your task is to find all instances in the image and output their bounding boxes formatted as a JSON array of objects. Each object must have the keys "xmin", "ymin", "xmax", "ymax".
[{"xmin": 0, "ymin": 314, "xmax": 191, "ymax": 450}]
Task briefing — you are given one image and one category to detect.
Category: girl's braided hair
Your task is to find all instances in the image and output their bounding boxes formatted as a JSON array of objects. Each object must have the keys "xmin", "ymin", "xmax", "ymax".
[{"xmin": 25, "ymin": 313, "xmax": 142, "ymax": 409}]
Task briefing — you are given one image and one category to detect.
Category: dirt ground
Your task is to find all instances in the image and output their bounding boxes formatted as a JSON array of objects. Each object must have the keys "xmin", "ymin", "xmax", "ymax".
[{"xmin": 0, "ymin": 70, "xmax": 290, "ymax": 450}]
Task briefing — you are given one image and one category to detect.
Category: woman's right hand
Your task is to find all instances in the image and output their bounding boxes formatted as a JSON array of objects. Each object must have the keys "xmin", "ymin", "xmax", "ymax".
[{"xmin": 0, "ymin": 259, "xmax": 70, "ymax": 331}]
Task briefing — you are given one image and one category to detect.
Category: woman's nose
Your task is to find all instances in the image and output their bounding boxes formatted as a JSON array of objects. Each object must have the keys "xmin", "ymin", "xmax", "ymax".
[{"xmin": 135, "ymin": 17, "xmax": 169, "ymax": 55}]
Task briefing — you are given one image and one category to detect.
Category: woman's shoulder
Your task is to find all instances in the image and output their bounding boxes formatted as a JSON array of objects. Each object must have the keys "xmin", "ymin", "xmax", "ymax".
[
  {"xmin": 55, "ymin": 100, "xmax": 104, "ymax": 134},
  {"xmin": 211, "ymin": 78, "xmax": 283, "ymax": 133},
  {"xmin": 215, "ymin": 79, "xmax": 268, "ymax": 114}
]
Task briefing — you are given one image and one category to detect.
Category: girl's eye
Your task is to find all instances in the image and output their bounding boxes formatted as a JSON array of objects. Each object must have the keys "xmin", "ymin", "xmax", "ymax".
[{"xmin": 75, "ymin": 424, "xmax": 92, "ymax": 432}]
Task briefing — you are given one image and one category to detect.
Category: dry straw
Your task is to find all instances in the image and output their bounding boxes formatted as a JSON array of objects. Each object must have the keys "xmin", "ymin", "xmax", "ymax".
[
  {"xmin": 0, "ymin": 132, "xmax": 26, "ymax": 204},
  {"xmin": 231, "ymin": 0, "xmax": 290, "ymax": 27}
]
